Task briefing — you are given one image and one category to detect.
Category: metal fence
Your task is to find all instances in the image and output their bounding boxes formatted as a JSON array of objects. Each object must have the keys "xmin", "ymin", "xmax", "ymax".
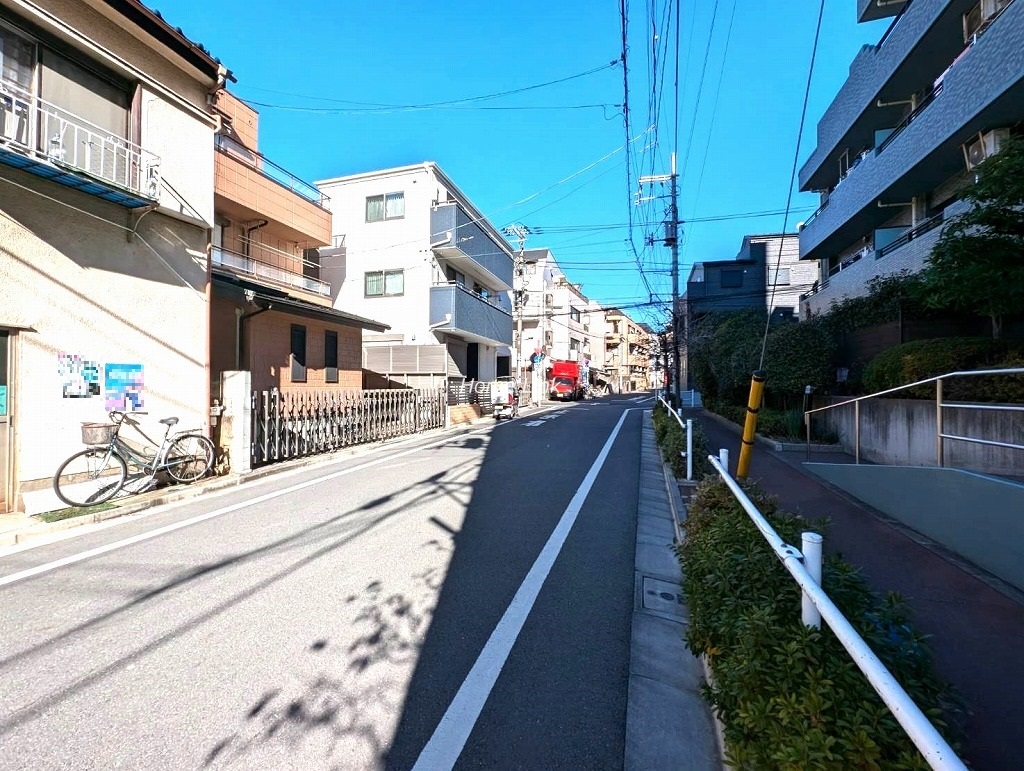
[{"xmin": 251, "ymin": 388, "xmax": 446, "ymax": 467}]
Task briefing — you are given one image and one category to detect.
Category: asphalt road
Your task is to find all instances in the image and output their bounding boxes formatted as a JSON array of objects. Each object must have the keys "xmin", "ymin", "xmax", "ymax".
[{"xmin": 0, "ymin": 397, "xmax": 647, "ymax": 770}]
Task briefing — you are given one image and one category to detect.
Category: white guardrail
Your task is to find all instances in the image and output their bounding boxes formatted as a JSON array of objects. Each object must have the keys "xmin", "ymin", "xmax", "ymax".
[
  {"xmin": 657, "ymin": 395, "xmax": 693, "ymax": 481},
  {"xmin": 706, "ymin": 454, "xmax": 966, "ymax": 771}
]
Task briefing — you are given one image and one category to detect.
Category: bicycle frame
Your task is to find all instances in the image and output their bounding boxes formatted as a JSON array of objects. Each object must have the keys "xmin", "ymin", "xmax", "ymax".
[{"xmin": 102, "ymin": 413, "xmax": 193, "ymax": 479}]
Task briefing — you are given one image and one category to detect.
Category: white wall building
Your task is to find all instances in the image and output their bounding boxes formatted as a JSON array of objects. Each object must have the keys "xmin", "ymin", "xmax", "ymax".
[
  {"xmin": 316, "ymin": 163, "xmax": 514, "ymax": 387},
  {"xmin": 0, "ymin": 0, "xmax": 227, "ymax": 513}
]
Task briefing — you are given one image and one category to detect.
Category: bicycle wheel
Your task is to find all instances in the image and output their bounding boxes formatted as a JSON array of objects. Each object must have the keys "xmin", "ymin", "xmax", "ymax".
[
  {"xmin": 165, "ymin": 434, "xmax": 215, "ymax": 483},
  {"xmin": 53, "ymin": 449, "xmax": 127, "ymax": 508}
]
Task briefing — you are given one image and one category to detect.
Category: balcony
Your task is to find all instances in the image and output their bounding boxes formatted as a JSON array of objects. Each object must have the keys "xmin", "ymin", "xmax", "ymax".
[
  {"xmin": 430, "ymin": 202, "xmax": 514, "ymax": 290},
  {"xmin": 800, "ymin": 0, "xmax": 985, "ymax": 192},
  {"xmin": 214, "ymin": 135, "xmax": 331, "ymax": 245},
  {"xmin": 0, "ymin": 78, "xmax": 159, "ymax": 207},
  {"xmin": 212, "ymin": 244, "xmax": 330, "ymax": 297},
  {"xmin": 429, "ymin": 283, "xmax": 513, "ymax": 347},
  {"xmin": 799, "ymin": 0, "xmax": 1024, "ymax": 261}
]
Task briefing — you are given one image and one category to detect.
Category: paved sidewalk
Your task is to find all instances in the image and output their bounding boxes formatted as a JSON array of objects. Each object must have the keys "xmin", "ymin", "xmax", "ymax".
[
  {"xmin": 624, "ymin": 416, "xmax": 720, "ymax": 770},
  {"xmin": 688, "ymin": 407, "xmax": 1024, "ymax": 771}
]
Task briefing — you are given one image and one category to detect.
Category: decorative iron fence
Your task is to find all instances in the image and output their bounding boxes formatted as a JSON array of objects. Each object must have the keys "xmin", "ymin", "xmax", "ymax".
[{"xmin": 251, "ymin": 388, "xmax": 446, "ymax": 467}]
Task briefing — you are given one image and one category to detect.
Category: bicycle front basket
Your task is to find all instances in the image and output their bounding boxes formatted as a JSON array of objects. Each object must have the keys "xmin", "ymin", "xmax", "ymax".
[{"xmin": 81, "ymin": 422, "xmax": 116, "ymax": 446}]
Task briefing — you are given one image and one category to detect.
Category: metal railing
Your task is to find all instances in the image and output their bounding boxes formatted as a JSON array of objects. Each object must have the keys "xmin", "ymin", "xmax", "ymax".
[
  {"xmin": 708, "ymin": 454, "xmax": 967, "ymax": 771},
  {"xmin": 877, "ymin": 211, "xmax": 946, "ymax": 259},
  {"xmin": 657, "ymin": 395, "xmax": 693, "ymax": 480},
  {"xmin": 215, "ymin": 134, "xmax": 328, "ymax": 208},
  {"xmin": 805, "ymin": 368, "xmax": 1024, "ymax": 465},
  {"xmin": 0, "ymin": 77, "xmax": 160, "ymax": 198},
  {"xmin": 876, "ymin": 83, "xmax": 944, "ymax": 156},
  {"xmin": 212, "ymin": 245, "xmax": 331, "ymax": 296},
  {"xmin": 251, "ymin": 387, "xmax": 446, "ymax": 467}
]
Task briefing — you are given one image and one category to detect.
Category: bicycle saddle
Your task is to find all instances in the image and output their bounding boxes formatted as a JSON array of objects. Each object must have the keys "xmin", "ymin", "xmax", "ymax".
[{"xmin": 160, "ymin": 417, "xmax": 179, "ymax": 427}]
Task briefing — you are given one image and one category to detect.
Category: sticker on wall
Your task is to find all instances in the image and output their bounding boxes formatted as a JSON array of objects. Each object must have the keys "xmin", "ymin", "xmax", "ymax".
[
  {"xmin": 58, "ymin": 354, "xmax": 101, "ymax": 398},
  {"xmin": 104, "ymin": 363, "xmax": 144, "ymax": 412}
]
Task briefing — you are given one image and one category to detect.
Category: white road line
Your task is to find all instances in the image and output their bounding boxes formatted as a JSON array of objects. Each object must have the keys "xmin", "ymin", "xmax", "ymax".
[
  {"xmin": 522, "ymin": 421, "xmax": 545, "ymax": 427},
  {"xmin": 0, "ymin": 431, "xmax": 486, "ymax": 588},
  {"xmin": 411, "ymin": 408, "xmax": 633, "ymax": 771}
]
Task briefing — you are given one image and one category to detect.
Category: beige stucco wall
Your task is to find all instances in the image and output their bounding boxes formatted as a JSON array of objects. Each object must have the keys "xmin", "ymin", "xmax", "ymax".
[
  {"xmin": 0, "ymin": 168, "xmax": 209, "ymax": 511},
  {"xmin": 142, "ymin": 86, "xmax": 215, "ymax": 224},
  {"xmin": 4, "ymin": 0, "xmax": 214, "ymax": 113}
]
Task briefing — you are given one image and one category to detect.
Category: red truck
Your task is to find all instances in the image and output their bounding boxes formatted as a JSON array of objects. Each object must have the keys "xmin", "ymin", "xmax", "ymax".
[{"xmin": 548, "ymin": 360, "xmax": 586, "ymax": 401}]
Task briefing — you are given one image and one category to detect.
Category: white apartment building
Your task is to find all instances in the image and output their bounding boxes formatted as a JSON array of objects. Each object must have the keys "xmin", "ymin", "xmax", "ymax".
[
  {"xmin": 0, "ymin": 0, "xmax": 228, "ymax": 513},
  {"xmin": 316, "ymin": 163, "xmax": 515, "ymax": 387},
  {"xmin": 516, "ymin": 249, "xmax": 604, "ymax": 379}
]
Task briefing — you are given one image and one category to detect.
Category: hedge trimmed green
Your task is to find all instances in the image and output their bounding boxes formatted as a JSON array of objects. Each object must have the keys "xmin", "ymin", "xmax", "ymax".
[
  {"xmin": 862, "ymin": 337, "xmax": 1014, "ymax": 398},
  {"xmin": 679, "ymin": 479, "xmax": 962, "ymax": 769},
  {"xmin": 652, "ymin": 401, "xmax": 711, "ymax": 480},
  {"xmin": 706, "ymin": 401, "xmax": 838, "ymax": 444}
]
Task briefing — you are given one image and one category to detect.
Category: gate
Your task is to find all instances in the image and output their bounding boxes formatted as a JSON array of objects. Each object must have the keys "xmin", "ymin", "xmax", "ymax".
[{"xmin": 251, "ymin": 388, "xmax": 446, "ymax": 467}]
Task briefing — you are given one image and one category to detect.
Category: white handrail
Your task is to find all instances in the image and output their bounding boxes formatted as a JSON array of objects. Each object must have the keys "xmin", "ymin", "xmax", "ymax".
[
  {"xmin": 707, "ymin": 454, "xmax": 966, "ymax": 771},
  {"xmin": 806, "ymin": 367, "xmax": 1024, "ymax": 416},
  {"xmin": 657, "ymin": 394, "xmax": 693, "ymax": 480}
]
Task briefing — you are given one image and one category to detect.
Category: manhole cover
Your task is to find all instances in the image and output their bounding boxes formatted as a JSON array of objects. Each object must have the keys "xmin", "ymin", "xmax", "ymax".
[{"xmin": 642, "ymin": 576, "xmax": 685, "ymax": 618}]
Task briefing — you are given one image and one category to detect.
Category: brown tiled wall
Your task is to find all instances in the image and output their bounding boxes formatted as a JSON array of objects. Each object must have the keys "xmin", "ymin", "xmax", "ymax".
[
  {"xmin": 216, "ymin": 91, "xmax": 259, "ymax": 149},
  {"xmin": 214, "ymin": 152, "xmax": 331, "ymax": 245},
  {"xmin": 247, "ymin": 310, "xmax": 362, "ymax": 393}
]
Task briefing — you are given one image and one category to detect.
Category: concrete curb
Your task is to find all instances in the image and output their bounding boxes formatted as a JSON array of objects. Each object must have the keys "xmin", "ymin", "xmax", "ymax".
[{"xmin": 1, "ymin": 405, "xmax": 563, "ymax": 549}]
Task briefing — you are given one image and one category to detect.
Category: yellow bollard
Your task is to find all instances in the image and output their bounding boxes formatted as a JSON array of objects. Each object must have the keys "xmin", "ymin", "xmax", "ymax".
[{"xmin": 736, "ymin": 370, "xmax": 766, "ymax": 480}]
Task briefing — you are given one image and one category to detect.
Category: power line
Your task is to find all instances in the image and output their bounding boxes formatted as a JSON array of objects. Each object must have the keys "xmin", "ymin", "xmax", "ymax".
[
  {"xmin": 759, "ymin": 0, "xmax": 827, "ymax": 369},
  {"xmin": 236, "ymin": 60, "xmax": 620, "ymax": 112}
]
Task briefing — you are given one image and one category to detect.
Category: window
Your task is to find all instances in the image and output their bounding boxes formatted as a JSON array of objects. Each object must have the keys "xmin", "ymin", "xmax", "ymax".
[
  {"xmin": 445, "ymin": 266, "xmax": 465, "ymax": 286},
  {"xmin": 769, "ymin": 268, "xmax": 791, "ymax": 286},
  {"xmin": 290, "ymin": 325, "xmax": 307, "ymax": 382},
  {"xmin": 570, "ymin": 307, "xmax": 581, "ymax": 323},
  {"xmin": 324, "ymin": 330, "xmax": 339, "ymax": 383},
  {"xmin": 366, "ymin": 192, "xmax": 405, "ymax": 222},
  {"xmin": 721, "ymin": 269, "xmax": 743, "ymax": 289},
  {"xmin": 365, "ymin": 269, "xmax": 404, "ymax": 297}
]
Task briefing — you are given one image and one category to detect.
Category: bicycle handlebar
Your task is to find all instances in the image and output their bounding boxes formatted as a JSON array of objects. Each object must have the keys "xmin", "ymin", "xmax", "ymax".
[{"xmin": 109, "ymin": 410, "xmax": 147, "ymax": 427}]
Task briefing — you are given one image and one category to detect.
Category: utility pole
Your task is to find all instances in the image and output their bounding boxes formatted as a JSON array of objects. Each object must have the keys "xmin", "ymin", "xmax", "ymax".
[
  {"xmin": 640, "ymin": 151, "xmax": 681, "ymax": 404},
  {"xmin": 501, "ymin": 224, "xmax": 531, "ymax": 389}
]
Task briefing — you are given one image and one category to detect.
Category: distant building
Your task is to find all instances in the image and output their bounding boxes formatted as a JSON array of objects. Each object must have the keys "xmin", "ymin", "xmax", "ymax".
[
  {"xmin": 316, "ymin": 163, "xmax": 515, "ymax": 388},
  {"xmin": 604, "ymin": 309, "xmax": 651, "ymax": 393},
  {"xmin": 797, "ymin": 0, "xmax": 1024, "ymax": 318}
]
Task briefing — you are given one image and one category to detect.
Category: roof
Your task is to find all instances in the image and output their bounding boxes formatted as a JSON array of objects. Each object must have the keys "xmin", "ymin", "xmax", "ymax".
[
  {"xmin": 102, "ymin": 0, "xmax": 232, "ymax": 83},
  {"xmin": 213, "ymin": 274, "xmax": 389, "ymax": 332}
]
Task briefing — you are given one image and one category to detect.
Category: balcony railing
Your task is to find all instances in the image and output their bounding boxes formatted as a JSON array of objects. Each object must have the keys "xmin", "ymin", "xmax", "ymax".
[
  {"xmin": 876, "ymin": 211, "xmax": 946, "ymax": 258},
  {"xmin": 876, "ymin": 84, "xmax": 944, "ymax": 156},
  {"xmin": 215, "ymin": 134, "xmax": 328, "ymax": 209},
  {"xmin": 212, "ymin": 244, "xmax": 330, "ymax": 297},
  {"xmin": 0, "ymin": 77, "xmax": 160, "ymax": 201}
]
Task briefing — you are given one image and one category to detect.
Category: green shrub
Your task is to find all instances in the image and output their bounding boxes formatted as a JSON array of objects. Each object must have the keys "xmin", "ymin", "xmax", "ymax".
[
  {"xmin": 652, "ymin": 403, "xmax": 712, "ymax": 480},
  {"xmin": 862, "ymin": 338, "xmax": 1010, "ymax": 398},
  {"xmin": 764, "ymin": 321, "xmax": 838, "ymax": 398},
  {"xmin": 710, "ymin": 403, "xmax": 838, "ymax": 443},
  {"xmin": 945, "ymin": 352, "xmax": 1024, "ymax": 403},
  {"xmin": 680, "ymin": 479, "xmax": 962, "ymax": 768}
]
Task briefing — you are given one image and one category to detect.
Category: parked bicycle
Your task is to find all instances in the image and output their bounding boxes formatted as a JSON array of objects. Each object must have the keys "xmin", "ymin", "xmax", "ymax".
[{"xmin": 52, "ymin": 411, "xmax": 215, "ymax": 508}]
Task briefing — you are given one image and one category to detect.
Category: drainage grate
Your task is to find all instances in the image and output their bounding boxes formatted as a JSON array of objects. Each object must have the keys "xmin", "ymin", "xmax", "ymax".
[{"xmin": 641, "ymin": 576, "xmax": 686, "ymax": 619}]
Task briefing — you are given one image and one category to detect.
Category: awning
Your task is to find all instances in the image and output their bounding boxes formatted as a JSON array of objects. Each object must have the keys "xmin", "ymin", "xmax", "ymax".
[{"xmin": 213, "ymin": 273, "xmax": 389, "ymax": 332}]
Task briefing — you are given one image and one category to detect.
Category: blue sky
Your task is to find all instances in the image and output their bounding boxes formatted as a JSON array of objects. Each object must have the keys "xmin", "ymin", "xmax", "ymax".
[{"xmin": 156, "ymin": 1, "xmax": 890, "ymax": 326}]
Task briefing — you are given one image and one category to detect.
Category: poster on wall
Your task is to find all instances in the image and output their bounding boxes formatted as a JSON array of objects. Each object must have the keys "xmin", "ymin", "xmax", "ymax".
[
  {"xmin": 0, "ymin": 385, "xmax": 6, "ymax": 416},
  {"xmin": 104, "ymin": 363, "xmax": 144, "ymax": 412},
  {"xmin": 58, "ymin": 354, "xmax": 101, "ymax": 398}
]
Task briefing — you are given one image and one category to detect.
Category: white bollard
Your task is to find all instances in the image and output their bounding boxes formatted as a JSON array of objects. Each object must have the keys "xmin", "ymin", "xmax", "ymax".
[
  {"xmin": 686, "ymin": 419, "xmax": 693, "ymax": 481},
  {"xmin": 719, "ymin": 448, "xmax": 729, "ymax": 473},
  {"xmin": 222, "ymin": 370, "xmax": 253, "ymax": 475},
  {"xmin": 801, "ymin": 532, "xmax": 824, "ymax": 629}
]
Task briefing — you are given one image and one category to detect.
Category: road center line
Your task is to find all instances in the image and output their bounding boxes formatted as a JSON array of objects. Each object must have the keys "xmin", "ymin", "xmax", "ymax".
[
  {"xmin": 0, "ymin": 430, "xmax": 488, "ymax": 588},
  {"xmin": 412, "ymin": 408, "xmax": 634, "ymax": 771}
]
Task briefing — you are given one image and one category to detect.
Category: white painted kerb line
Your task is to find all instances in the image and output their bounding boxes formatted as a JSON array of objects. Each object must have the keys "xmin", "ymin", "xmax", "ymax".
[
  {"xmin": 412, "ymin": 408, "xmax": 633, "ymax": 770},
  {"xmin": 0, "ymin": 432, "xmax": 479, "ymax": 587}
]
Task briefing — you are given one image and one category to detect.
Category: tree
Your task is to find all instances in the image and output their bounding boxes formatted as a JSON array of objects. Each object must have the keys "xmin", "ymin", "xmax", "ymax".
[{"xmin": 918, "ymin": 137, "xmax": 1024, "ymax": 338}]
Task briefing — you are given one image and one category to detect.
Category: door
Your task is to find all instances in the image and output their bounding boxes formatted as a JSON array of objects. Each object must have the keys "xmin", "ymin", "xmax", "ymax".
[
  {"xmin": 466, "ymin": 343, "xmax": 479, "ymax": 381},
  {"xmin": 0, "ymin": 331, "xmax": 10, "ymax": 512}
]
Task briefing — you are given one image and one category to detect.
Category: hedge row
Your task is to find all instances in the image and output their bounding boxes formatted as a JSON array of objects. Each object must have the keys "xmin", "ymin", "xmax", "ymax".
[
  {"xmin": 679, "ymin": 478, "xmax": 963, "ymax": 769},
  {"xmin": 652, "ymin": 402, "xmax": 711, "ymax": 480},
  {"xmin": 706, "ymin": 401, "xmax": 839, "ymax": 444}
]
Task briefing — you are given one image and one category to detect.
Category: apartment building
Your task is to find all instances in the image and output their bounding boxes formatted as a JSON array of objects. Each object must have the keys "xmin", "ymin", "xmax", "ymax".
[
  {"xmin": 798, "ymin": 0, "xmax": 1024, "ymax": 317},
  {"xmin": 516, "ymin": 249, "xmax": 603, "ymax": 379},
  {"xmin": 208, "ymin": 91, "xmax": 386, "ymax": 395},
  {"xmin": 0, "ymin": 0, "xmax": 226, "ymax": 513},
  {"xmin": 604, "ymin": 309, "xmax": 650, "ymax": 393},
  {"xmin": 316, "ymin": 163, "xmax": 515, "ymax": 388}
]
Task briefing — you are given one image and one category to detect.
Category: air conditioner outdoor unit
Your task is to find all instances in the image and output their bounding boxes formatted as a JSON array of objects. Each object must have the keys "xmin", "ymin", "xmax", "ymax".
[{"xmin": 964, "ymin": 128, "xmax": 1010, "ymax": 170}]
